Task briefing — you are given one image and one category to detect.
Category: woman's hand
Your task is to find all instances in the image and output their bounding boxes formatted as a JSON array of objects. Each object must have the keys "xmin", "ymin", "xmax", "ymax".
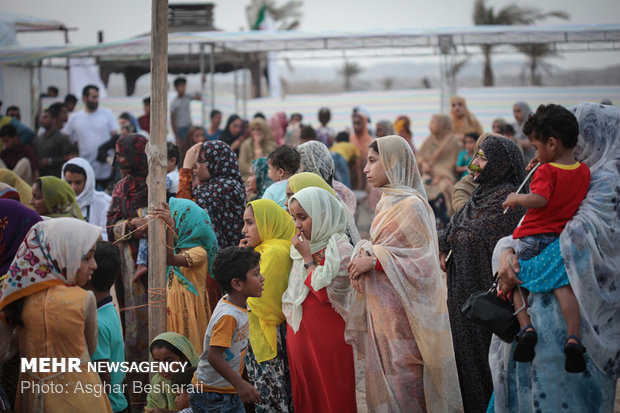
[
  {"xmin": 291, "ymin": 232, "xmax": 312, "ymax": 263},
  {"xmin": 151, "ymin": 202, "xmax": 175, "ymax": 230},
  {"xmin": 130, "ymin": 217, "xmax": 149, "ymax": 238},
  {"xmin": 183, "ymin": 142, "xmax": 203, "ymax": 169},
  {"xmin": 439, "ymin": 250, "xmax": 448, "ymax": 272},
  {"xmin": 347, "ymin": 256, "xmax": 374, "ymax": 280},
  {"xmin": 497, "ymin": 248, "xmax": 522, "ymax": 294},
  {"xmin": 350, "ymin": 275, "xmax": 365, "ymax": 293},
  {"xmin": 239, "ymin": 238, "xmax": 251, "ymax": 247}
]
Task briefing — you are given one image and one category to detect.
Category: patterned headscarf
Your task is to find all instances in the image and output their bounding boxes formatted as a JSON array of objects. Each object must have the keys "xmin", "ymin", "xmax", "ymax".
[
  {"xmin": 297, "ymin": 140, "xmax": 335, "ymax": 185},
  {"xmin": 39, "ymin": 176, "xmax": 83, "ymax": 219},
  {"xmin": 0, "ymin": 199, "xmax": 42, "ymax": 274},
  {"xmin": 453, "ymin": 134, "xmax": 525, "ymax": 235},
  {"xmin": 107, "ymin": 134, "xmax": 149, "ymax": 235},
  {"xmin": 561, "ymin": 102, "xmax": 620, "ymax": 377},
  {"xmin": 251, "ymin": 158, "xmax": 274, "ymax": 198},
  {"xmin": 168, "ymin": 198, "xmax": 219, "ymax": 294},
  {"xmin": 0, "ymin": 218, "xmax": 101, "ymax": 311},
  {"xmin": 193, "ymin": 140, "xmax": 246, "ymax": 248}
]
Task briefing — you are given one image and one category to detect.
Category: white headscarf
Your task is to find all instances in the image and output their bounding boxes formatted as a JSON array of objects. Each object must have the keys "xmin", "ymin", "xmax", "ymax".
[
  {"xmin": 61, "ymin": 157, "xmax": 96, "ymax": 210},
  {"xmin": 376, "ymin": 135, "xmax": 427, "ymax": 200},
  {"xmin": 283, "ymin": 187, "xmax": 351, "ymax": 332}
]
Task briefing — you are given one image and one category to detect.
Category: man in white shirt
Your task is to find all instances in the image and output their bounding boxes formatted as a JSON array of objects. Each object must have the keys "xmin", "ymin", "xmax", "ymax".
[{"xmin": 63, "ymin": 85, "xmax": 117, "ymax": 189}]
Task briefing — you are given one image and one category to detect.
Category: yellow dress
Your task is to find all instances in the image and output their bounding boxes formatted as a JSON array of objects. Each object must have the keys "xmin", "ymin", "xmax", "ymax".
[
  {"xmin": 16, "ymin": 285, "xmax": 113, "ymax": 412},
  {"xmin": 166, "ymin": 246, "xmax": 211, "ymax": 354}
]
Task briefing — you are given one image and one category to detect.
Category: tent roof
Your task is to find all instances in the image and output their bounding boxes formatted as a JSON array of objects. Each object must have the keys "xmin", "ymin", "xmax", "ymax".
[{"xmin": 1, "ymin": 24, "xmax": 619, "ymax": 64}]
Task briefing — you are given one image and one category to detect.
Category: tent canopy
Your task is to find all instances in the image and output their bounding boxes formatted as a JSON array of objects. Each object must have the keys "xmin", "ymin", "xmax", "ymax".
[{"xmin": 0, "ymin": 24, "xmax": 619, "ymax": 64}]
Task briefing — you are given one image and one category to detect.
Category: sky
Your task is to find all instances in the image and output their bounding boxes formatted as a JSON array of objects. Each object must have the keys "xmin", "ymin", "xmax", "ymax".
[{"xmin": 3, "ymin": 0, "xmax": 620, "ymax": 69}]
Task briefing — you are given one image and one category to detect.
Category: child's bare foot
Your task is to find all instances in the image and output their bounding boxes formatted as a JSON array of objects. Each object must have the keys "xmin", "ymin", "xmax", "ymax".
[
  {"xmin": 513, "ymin": 324, "xmax": 537, "ymax": 362},
  {"xmin": 133, "ymin": 265, "xmax": 148, "ymax": 283}
]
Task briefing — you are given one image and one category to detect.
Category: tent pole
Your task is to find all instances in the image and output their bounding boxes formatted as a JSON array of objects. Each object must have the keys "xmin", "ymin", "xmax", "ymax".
[
  {"xmin": 233, "ymin": 64, "xmax": 239, "ymax": 114},
  {"xmin": 199, "ymin": 43, "xmax": 206, "ymax": 127},
  {"xmin": 148, "ymin": 0, "xmax": 168, "ymax": 348},
  {"xmin": 210, "ymin": 43, "xmax": 215, "ymax": 113}
]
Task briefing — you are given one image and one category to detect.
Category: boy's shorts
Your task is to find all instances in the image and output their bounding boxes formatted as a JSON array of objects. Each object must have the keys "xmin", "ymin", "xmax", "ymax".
[{"xmin": 190, "ymin": 391, "xmax": 244, "ymax": 413}]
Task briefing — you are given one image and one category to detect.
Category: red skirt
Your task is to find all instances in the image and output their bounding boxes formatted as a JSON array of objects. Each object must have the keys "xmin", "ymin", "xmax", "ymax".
[{"xmin": 286, "ymin": 289, "xmax": 357, "ymax": 413}]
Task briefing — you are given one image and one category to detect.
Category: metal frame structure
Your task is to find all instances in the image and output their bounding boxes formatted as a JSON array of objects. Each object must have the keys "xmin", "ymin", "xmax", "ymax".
[{"xmin": 1, "ymin": 24, "xmax": 619, "ymax": 120}]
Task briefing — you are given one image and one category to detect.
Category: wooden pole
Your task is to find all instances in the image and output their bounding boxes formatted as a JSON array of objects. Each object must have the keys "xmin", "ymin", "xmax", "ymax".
[{"xmin": 148, "ymin": 0, "xmax": 168, "ymax": 345}]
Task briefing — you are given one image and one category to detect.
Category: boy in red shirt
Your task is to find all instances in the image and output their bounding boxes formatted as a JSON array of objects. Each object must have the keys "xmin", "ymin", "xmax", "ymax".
[{"xmin": 503, "ymin": 104, "xmax": 590, "ymax": 373}]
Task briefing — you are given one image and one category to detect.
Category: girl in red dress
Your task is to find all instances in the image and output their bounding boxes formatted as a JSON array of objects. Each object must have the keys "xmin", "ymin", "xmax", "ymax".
[{"xmin": 282, "ymin": 186, "xmax": 357, "ymax": 413}]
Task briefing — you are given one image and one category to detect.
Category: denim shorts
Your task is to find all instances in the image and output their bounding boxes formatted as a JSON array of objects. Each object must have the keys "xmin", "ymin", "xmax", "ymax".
[
  {"xmin": 516, "ymin": 233, "xmax": 559, "ymax": 261},
  {"xmin": 190, "ymin": 391, "xmax": 244, "ymax": 413}
]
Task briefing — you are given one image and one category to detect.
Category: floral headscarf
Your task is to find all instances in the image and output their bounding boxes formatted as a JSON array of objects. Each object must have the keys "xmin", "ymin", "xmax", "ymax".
[
  {"xmin": 251, "ymin": 158, "xmax": 274, "ymax": 198},
  {"xmin": 168, "ymin": 198, "xmax": 219, "ymax": 294},
  {"xmin": 376, "ymin": 135, "xmax": 427, "ymax": 200},
  {"xmin": 39, "ymin": 176, "xmax": 83, "ymax": 219},
  {"xmin": 193, "ymin": 140, "xmax": 246, "ymax": 248},
  {"xmin": 0, "ymin": 199, "xmax": 42, "ymax": 274},
  {"xmin": 0, "ymin": 218, "xmax": 101, "ymax": 311}
]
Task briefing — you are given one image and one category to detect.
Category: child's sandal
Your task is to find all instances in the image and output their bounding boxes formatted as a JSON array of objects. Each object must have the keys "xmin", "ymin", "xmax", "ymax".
[
  {"xmin": 564, "ymin": 334, "xmax": 587, "ymax": 373},
  {"xmin": 513, "ymin": 324, "xmax": 537, "ymax": 362}
]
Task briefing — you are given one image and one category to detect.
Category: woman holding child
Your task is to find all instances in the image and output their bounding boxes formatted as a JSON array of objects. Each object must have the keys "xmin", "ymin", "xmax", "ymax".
[
  {"xmin": 489, "ymin": 102, "xmax": 620, "ymax": 412},
  {"xmin": 240, "ymin": 198, "xmax": 296, "ymax": 412},
  {"xmin": 437, "ymin": 134, "xmax": 525, "ymax": 412},
  {"xmin": 347, "ymin": 135, "xmax": 462, "ymax": 412},
  {"xmin": 282, "ymin": 186, "xmax": 357, "ymax": 413}
]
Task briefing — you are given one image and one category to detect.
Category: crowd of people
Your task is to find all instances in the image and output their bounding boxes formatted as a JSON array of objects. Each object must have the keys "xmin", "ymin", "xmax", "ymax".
[{"xmin": 0, "ymin": 79, "xmax": 618, "ymax": 413}]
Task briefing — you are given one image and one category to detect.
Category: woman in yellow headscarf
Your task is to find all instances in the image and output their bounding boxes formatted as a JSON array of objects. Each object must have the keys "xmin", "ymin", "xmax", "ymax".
[
  {"xmin": 0, "ymin": 168, "xmax": 33, "ymax": 207},
  {"xmin": 240, "ymin": 198, "xmax": 295, "ymax": 412},
  {"xmin": 285, "ymin": 172, "xmax": 336, "ymax": 210}
]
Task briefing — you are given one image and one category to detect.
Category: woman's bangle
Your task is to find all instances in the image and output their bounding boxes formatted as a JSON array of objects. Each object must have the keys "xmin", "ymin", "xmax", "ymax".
[{"xmin": 303, "ymin": 261, "xmax": 315, "ymax": 270}]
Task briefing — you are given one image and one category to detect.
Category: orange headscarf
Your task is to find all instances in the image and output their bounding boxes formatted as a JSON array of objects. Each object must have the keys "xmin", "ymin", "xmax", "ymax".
[{"xmin": 350, "ymin": 113, "xmax": 373, "ymax": 161}]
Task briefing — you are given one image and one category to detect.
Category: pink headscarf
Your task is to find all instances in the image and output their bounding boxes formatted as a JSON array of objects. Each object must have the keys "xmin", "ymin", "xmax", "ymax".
[{"xmin": 269, "ymin": 112, "xmax": 288, "ymax": 146}]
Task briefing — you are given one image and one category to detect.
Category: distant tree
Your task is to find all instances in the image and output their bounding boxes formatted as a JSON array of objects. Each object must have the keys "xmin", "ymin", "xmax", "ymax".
[
  {"xmin": 382, "ymin": 76, "xmax": 395, "ymax": 90},
  {"xmin": 339, "ymin": 61, "xmax": 363, "ymax": 91},
  {"xmin": 515, "ymin": 43, "xmax": 557, "ymax": 86},
  {"xmin": 473, "ymin": 0, "xmax": 569, "ymax": 86}
]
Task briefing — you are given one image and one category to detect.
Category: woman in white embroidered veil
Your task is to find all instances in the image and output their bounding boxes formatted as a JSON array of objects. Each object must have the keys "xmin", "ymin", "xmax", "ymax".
[{"xmin": 346, "ymin": 135, "xmax": 463, "ymax": 412}]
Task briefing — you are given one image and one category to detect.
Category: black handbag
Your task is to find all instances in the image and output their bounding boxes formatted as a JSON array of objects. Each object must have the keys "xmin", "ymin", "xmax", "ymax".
[{"xmin": 460, "ymin": 275, "xmax": 521, "ymax": 343}]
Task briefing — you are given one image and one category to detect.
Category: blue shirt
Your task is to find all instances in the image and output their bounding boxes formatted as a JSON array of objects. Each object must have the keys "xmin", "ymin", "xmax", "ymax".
[
  {"xmin": 456, "ymin": 149, "xmax": 472, "ymax": 178},
  {"xmin": 92, "ymin": 297, "xmax": 128, "ymax": 412}
]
